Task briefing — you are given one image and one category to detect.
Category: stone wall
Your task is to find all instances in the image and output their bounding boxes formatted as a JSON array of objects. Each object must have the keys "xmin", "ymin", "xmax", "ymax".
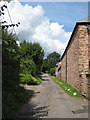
[
  {"xmin": 88, "ymin": 25, "xmax": 90, "ymax": 98},
  {"xmin": 61, "ymin": 54, "xmax": 66, "ymax": 82},
  {"xmin": 67, "ymin": 26, "xmax": 81, "ymax": 92},
  {"xmin": 78, "ymin": 25, "xmax": 89, "ymax": 96},
  {"xmin": 60, "ymin": 24, "xmax": 89, "ymax": 97}
]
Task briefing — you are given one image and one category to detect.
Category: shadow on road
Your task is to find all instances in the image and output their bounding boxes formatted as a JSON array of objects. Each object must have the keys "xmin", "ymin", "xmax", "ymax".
[
  {"xmin": 33, "ymin": 105, "xmax": 49, "ymax": 118},
  {"xmin": 16, "ymin": 89, "xmax": 49, "ymax": 119},
  {"xmin": 42, "ymin": 78, "xmax": 50, "ymax": 81},
  {"xmin": 41, "ymin": 75, "xmax": 50, "ymax": 81}
]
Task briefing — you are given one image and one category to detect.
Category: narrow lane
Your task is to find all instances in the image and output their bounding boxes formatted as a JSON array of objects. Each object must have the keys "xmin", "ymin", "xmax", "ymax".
[{"xmin": 17, "ymin": 73, "xmax": 88, "ymax": 118}]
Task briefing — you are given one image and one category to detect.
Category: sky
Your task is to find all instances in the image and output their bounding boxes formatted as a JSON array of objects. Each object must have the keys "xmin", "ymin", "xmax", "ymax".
[
  {"xmin": 0, "ymin": 0, "xmax": 88, "ymax": 57},
  {"xmin": 21, "ymin": 2, "xmax": 88, "ymax": 32}
]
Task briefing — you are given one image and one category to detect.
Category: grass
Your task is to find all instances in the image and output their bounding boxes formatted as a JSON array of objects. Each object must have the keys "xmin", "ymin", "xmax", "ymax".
[{"xmin": 50, "ymin": 75, "xmax": 82, "ymax": 97}]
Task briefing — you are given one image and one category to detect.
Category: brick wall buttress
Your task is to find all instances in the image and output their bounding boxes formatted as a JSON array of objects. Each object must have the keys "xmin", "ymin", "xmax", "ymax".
[{"xmin": 78, "ymin": 25, "xmax": 89, "ymax": 96}]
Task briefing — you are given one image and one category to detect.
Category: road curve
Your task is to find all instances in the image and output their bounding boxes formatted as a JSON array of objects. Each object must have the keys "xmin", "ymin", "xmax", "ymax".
[{"xmin": 17, "ymin": 73, "xmax": 88, "ymax": 118}]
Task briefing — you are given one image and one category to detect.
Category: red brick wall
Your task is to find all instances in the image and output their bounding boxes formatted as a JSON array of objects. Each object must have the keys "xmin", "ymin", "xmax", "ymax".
[
  {"xmin": 60, "ymin": 24, "xmax": 89, "ymax": 97},
  {"xmin": 67, "ymin": 26, "xmax": 81, "ymax": 92},
  {"xmin": 88, "ymin": 25, "xmax": 90, "ymax": 98},
  {"xmin": 61, "ymin": 54, "xmax": 66, "ymax": 82},
  {"xmin": 78, "ymin": 25, "xmax": 89, "ymax": 96}
]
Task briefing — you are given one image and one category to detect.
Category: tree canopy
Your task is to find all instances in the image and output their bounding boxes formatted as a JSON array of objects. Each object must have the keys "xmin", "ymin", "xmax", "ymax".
[
  {"xmin": 20, "ymin": 40, "xmax": 44, "ymax": 74},
  {"xmin": 2, "ymin": 29, "xmax": 44, "ymax": 118},
  {"xmin": 42, "ymin": 51, "xmax": 61, "ymax": 72}
]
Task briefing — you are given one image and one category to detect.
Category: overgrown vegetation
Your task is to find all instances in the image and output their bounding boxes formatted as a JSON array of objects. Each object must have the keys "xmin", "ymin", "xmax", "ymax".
[
  {"xmin": 1, "ymin": 4, "xmax": 44, "ymax": 118},
  {"xmin": 42, "ymin": 51, "xmax": 61, "ymax": 73},
  {"xmin": 50, "ymin": 68, "xmax": 55, "ymax": 76},
  {"xmin": 2, "ymin": 29, "xmax": 43, "ymax": 118},
  {"xmin": 2, "ymin": 29, "xmax": 30, "ymax": 118},
  {"xmin": 20, "ymin": 40, "xmax": 44, "ymax": 75},
  {"xmin": 19, "ymin": 40, "xmax": 44, "ymax": 85},
  {"xmin": 20, "ymin": 73, "xmax": 42, "ymax": 85},
  {"xmin": 50, "ymin": 75, "xmax": 82, "ymax": 97}
]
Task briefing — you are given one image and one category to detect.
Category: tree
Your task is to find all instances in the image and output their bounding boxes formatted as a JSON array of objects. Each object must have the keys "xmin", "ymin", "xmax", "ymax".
[
  {"xmin": 2, "ymin": 29, "xmax": 20, "ymax": 87},
  {"xmin": 20, "ymin": 41, "xmax": 44, "ymax": 75},
  {"xmin": 50, "ymin": 68, "xmax": 55, "ymax": 76},
  {"xmin": 2, "ymin": 28, "xmax": 23, "ymax": 118},
  {"xmin": 42, "ymin": 51, "xmax": 61, "ymax": 72},
  {"xmin": 42, "ymin": 58, "xmax": 48, "ymax": 73},
  {"xmin": 20, "ymin": 58, "xmax": 36, "ymax": 76},
  {"xmin": 31, "ymin": 43, "xmax": 44, "ymax": 74}
]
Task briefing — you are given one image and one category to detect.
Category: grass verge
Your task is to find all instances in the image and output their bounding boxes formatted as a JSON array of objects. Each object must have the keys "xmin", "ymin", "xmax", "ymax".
[{"xmin": 49, "ymin": 75, "xmax": 82, "ymax": 97}]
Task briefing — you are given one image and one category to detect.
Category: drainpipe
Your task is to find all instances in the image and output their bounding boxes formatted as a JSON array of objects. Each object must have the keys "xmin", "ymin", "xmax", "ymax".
[{"xmin": 66, "ymin": 52, "xmax": 67, "ymax": 82}]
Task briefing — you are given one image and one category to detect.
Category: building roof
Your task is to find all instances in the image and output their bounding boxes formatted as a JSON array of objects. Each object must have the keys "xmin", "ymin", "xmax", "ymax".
[
  {"xmin": 61, "ymin": 17, "xmax": 90, "ymax": 60},
  {"xmin": 79, "ymin": 16, "xmax": 90, "ymax": 22}
]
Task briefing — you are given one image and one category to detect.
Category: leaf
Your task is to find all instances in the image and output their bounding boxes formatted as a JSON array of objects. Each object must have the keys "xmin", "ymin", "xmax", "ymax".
[{"xmin": 3, "ymin": 40, "xmax": 9, "ymax": 45}]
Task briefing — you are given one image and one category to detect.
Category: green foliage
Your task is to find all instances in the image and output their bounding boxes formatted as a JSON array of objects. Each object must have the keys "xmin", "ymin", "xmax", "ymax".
[
  {"xmin": 2, "ymin": 29, "xmax": 20, "ymax": 89},
  {"xmin": 19, "ymin": 40, "xmax": 44, "ymax": 85},
  {"xmin": 20, "ymin": 58, "xmax": 36, "ymax": 76},
  {"xmin": 42, "ymin": 59, "xmax": 48, "ymax": 73},
  {"xmin": 50, "ymin": 75, "xmax": 82, "ymax": 97},
  {"xmin": 41, "ymin": 72, "xmax": 43, "ymax": 75},
  {"xmin": 20, "ymin": 73, "xmax": 42, "ymax": 85},
  {"xmin": 2, "ymin": 29, "xmax": 20, "ymax": 64},
  {"xmin": 2, "ymin": 29, "xmax": 44, "ymax": 118},
  {"xmin": 35, "ymin": 76, "xmax": 42, "ymax": 85},
  {"xmin": 42, "ymin": 51, "xmax": 61, "ymax": 72},
  {"xmin": 20, "ymin": 73, "xmax": 31, "ymax": 84},
  {"xmin": 50, "ymin": 68, "xmax": 55, "ymax": 76},
  {"xmin": 2, "ymin": 29, "xmax": 30, "ymax": 118},
  {"xmin": 3, "ymin": 86, "xmax": 30, "ymax": 118},
  {"xmin": 20, "ymin": 41, "xmax": 44, "ymax": 75}
]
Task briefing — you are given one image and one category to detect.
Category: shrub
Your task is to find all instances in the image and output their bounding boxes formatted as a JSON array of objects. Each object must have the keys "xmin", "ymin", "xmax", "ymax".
[
  {"xmin": 20, "ymin": 73, "xmax": 32, "ymax": 84},
  {"xmin": 20, "ymin": 73, "xmax": 40, "ymax": 85},
  {"xmin": 50, "ymin": 68, "xmax": 55, "ymax": 76},
  {"xmin": 2, "ymin": 29, "xmax": 30, "ymax": 118},
  {"xmin": 20, "ymin": 58, "xmax": 36, "ymax": 76},
  {"xmin": 30, "ymin": 75, "xmax": 38, "ymax": 85},
  {"xmin": 36, "ymin": 76, "xmax": 42, "ymax": 85},
  {"xmin": 20, "ymin": 41, "xmax": 44, "ymax": 75},
  {"xmin": 41, "ymin": 72, "xmax": 43, "ymax": 75}
]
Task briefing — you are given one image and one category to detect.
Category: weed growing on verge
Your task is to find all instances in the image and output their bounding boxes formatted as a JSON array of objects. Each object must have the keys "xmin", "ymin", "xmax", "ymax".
[{"xmin": 50, "ymin": 75, "xmax": 82, "ymax": 97}]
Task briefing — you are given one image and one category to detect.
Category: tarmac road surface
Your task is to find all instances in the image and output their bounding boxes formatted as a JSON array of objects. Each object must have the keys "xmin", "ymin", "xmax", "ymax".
[{"xmin": 17, "ymin": 73, "xmax": 88, "ymax": 119}]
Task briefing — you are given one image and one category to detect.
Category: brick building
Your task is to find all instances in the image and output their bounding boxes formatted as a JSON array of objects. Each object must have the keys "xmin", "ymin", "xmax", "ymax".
[{"xmin": 55, "ymin": 17, "xmax": 90, "ymax": 97}]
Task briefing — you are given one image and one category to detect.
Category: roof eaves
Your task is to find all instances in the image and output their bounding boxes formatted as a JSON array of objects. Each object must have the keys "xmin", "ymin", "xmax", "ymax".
[{"xmin": 61, "ymin": 22, "xmax": 90, "ymax": 60}]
